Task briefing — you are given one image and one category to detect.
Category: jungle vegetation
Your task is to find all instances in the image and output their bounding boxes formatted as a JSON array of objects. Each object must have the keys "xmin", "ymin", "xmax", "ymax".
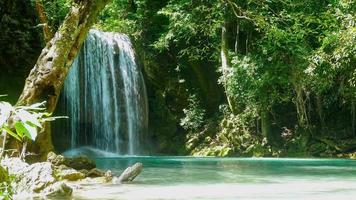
[{"xmin": 0, "ymin": 0, "xmax": 355, "ymax": 158}]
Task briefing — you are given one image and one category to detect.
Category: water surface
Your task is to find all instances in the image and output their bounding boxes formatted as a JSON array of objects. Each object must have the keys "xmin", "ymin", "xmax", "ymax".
[{"xmin": 74, "ymin": 157, "xmax": 356, "ymax": 200}]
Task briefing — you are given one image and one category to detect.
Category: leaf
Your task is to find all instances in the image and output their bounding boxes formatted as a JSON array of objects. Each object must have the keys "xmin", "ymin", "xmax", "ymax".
[
  {"xmin": 16, "ymin": 109, "xmax": 42, "ymax": 128},
  {"xmin": 0, "ymin": 102, "xmax": 13, "ymax": 127},
  {"xmin": 2, "ymin": 126, "xmax": 22, "ymax": 142},
  {"xmin": 17, "ymin": 101, "xmax": 46, "ymax": 111},
  {"xmin": 14, "ymin": 121, "xmax": 38, "ymax": 141},
  {"xmin": 24, "ymin": 123, "xmax": 38, "ymax": 141},
  {"xmin": 42, "ymin": 116, "xmax": 68, "ymax": 122},
  {"xmin": 14, "ymin": 121, "xmax": 26, "ymax": 138}
]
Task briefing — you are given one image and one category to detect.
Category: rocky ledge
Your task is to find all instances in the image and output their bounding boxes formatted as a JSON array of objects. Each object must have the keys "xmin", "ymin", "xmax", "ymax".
[{"xmin": 0, "ymin": 152, "xmax": 142, "ymax": 199}]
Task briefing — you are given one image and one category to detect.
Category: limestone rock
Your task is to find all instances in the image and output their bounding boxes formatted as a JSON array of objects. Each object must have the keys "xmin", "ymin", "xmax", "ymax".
[
  {"xmin": 1, "ymin": 157, "xmax": 73, "ymax": 198},
  {"xmin": 42, "ymin": 181, "xmax": 73, "ymax": 199},
  {"xmin": 1, "ymin": 157, "xmax": 29, "ymax": 175},
  {"xmin": 56, "ymin": 167, "xmax": 85, "ymax": 181},
  {"xmin": 47, "ymin": 151, "xmax": 65, "ymax": 166},
  {"xmin": 23, "ymin": 162, "xmax": 56, "ymax": 192}
]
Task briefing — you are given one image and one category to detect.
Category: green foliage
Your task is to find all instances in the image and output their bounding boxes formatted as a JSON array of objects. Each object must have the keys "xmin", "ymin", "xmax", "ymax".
[
  {"xmin": 0, "ymin": 181, "xmax": 12, "ymax": 200},
  {"xmin": 0, "ymin": 174, "xmax": 14, "ymax": 200},
  {"xmin": 154, "ymin": 0, "xmax": 222, "ymax": 61},
  {"xmin": 40, "ymin": 0, "xmax": 355, "ymax": 156},
  {"xmin": 41, "ymin": 0, "xmax": 70, "ymax": 31},
  {"xmin": 189, "ymin": 105, "xmax": 278, "ymax": 157},
  {"xmin": 0, "ymin": 0, "xmax": 43, "ymax": 103},
  {"xmin": 0, "ymin": 99, "xmax": 62, "ymax": 144},
  {"xmin": 180, "ymin": 94, "xmax": 206, "ymax": 131},
  {"xmin": 0, "ymin": 166, "xmax": 12, "ymax": 200}
]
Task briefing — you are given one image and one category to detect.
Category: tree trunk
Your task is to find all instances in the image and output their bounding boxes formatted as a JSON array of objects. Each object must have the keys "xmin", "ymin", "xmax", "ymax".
[
  {"xmin": 352, "ymin": 100, "xmax": 355, "ymax": 136},
  {"xmin": 261, "ymin": 110, "xmax": 271, "ymax": 141},
  {"xmin": 16, "ymin": 0, "xmax": 111, "ymax": 157},
  {"xmin": 234, "ymin": 18, "xmax": 240, "ymax": 54},
  {"xmin": 221, "ymin": 3, "xmax": 236, "ymax": 114}
]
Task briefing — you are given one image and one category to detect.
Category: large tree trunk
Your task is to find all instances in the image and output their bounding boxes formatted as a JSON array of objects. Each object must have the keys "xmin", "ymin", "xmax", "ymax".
[
  {"xmin": 16, "ymin": 0, "xmax": 111, "ymax": 157},
  {"xmin": 221, "ymin": 3, "xmax": 236, "ymax": 114}
]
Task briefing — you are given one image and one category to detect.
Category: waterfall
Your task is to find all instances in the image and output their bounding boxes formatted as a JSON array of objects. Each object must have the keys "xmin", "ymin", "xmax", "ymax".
[{"xmin": 57, "ymin": 29, "xmax": 148, "ymax": 155}]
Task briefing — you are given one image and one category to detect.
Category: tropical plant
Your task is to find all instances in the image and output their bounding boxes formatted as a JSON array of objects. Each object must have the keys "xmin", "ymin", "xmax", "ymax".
[
  {"xmin": 0, "ymin": 97, "xmax": 62, "ymax": 159},
  {"xmin": 180, "ymin": 94, "xmax": 206, "ymax": 131}
]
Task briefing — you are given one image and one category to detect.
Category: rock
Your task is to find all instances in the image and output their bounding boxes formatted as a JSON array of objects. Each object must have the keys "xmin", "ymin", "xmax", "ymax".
[
  {"xmin": 15, "ymin": 162, "xmax": 55, "ymax": 193},
  {"xmin": 116, "ymin": 162, "xmax": 142, "ymax": 183},
  {"xmin": 47, "ymin": 151, "xmax": 65, "ymax": 166},
  {"xmin": 1, "ymin": 157, "xmax": 29, "ymax": 175},
  {"xmin": 47, "ymin": 152, "xmax": 96, "ymax": 170},
  {"xmin": 64, "ymin": 156, "xmax": 96, "ymax": 170},
  {"xmin": 56, "ymin": 167, "xmax": 85, "ymax": 181},
  {"xmin": 104, "ymin": 170, "xmax": 113, "ymax": 182},
  {"xmin": 1, "ymin": 157, "xmax": 73, "ymax": 198},
  {"xmin": 42, "ymin": 181, "xmax": 73, "ymax": 199},
  {"xmin": 82, "ymin": 168, "xmax": 105, "ymax": 178}
]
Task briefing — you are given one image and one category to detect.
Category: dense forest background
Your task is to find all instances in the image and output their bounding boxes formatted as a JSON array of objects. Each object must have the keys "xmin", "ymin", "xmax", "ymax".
[{"xmin": 0, "ymin": 0, "xmax": 355, "ymax": 157}]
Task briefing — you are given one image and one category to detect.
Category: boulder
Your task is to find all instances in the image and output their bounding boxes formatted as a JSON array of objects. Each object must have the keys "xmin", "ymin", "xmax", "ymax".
[
  {"xmin": 1, "ymin": 157, "xmax": 29, "ymax": 175},
  {"xmin": 47, "ymin": 152, "xmax": 96, "ymax": 170},
  {"xmin": 42, "ymin": 181, "xmax": 73, "ymax": 199},
  {"xmin": 47, "ymin": 152, "xmax": 65, "ymax": 166},
  {"xmin": 56, "ymin": 166, "xmax": 85, "ymax": 181},
  {"xmin": 64, "ymin": 156, "xmax": 96, "ymax": 170},
  {"xmin": 1, "ymin": 158, "xmax": 56, "ymax": 193},
  {"xmin": 1, "ymin": 157, "xmax": 72, "ymax": 199}
]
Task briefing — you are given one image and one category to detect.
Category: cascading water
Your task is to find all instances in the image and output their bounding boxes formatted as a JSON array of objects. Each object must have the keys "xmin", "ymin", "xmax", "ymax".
[{"xmin": 57, "ymin": 29, "xmax": 148, "ymax": 155}]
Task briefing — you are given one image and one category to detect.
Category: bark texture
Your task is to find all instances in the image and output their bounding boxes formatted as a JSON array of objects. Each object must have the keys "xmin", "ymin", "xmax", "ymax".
[{"xmin": 16, "ymin": 0, "xmax": 111, "ymax": 156}]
